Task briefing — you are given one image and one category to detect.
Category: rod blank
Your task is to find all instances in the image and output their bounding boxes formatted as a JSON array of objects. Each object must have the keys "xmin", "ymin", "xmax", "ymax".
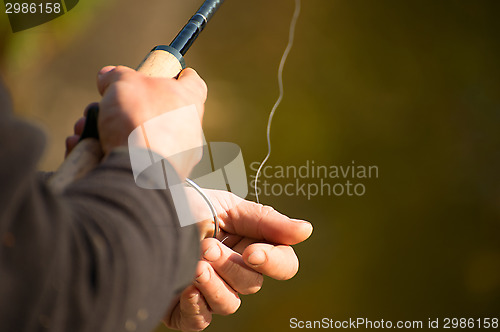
[{"xmin": 170, "ymin": 0, "xmax": 225, "ymax": 55}]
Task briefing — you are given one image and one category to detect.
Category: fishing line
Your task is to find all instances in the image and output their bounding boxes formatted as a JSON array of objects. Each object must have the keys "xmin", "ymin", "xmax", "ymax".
[
  {"xmin": 186, "ymin": 178, "xmax": 220, "ymax": 238},
  {"xmin": 254, "ymin": 0, "xmax": 301, "ymax": 203}
]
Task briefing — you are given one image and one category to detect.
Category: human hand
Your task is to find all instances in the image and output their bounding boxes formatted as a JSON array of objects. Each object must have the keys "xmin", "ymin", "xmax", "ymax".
[
  {"xmin": 66, "ymin": 66, "xmax": 208, "ymax": 180},
  {"xmin": 164, "ymin": 189, "xmax": 313, "ymax": 331},
  {"xmin": 65, "ymin": 110, "xmax": 87, "ymax": 158}
]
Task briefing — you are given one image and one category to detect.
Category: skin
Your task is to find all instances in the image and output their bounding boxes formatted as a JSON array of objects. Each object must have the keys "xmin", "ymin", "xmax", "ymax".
[
  {"xmin": 164, "ymin": 189, "xmax": 313, "ymax": 331},
  {"xmin": 66, "ymin": 66, "xmax": 313, "ymax": 331},
  {"xmin": 98, "ymin": 65, "xmax": 206, "ymax": 180}
]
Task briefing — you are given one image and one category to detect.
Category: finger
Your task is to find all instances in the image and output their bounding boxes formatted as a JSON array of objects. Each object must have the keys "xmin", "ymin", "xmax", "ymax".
[
  {"xmin": 194, "ymin": 261, "xmax": 241, "ymax": 315},
  {"xmin": 166, "ymin": 286, "xmax": 212, "ymax": 332},
  {"xmin": 201, "ymin": 238, "xmax": 263, "ymax": 295},
  {"xmin": 242, "ymin": 243, "xmax": 299, "ymax": 281},
  {"xmin": 96, "ymin": 65, "xmax": 133, "ymax": 96},
  {"xmin": 230, "ymin": 237, "xmax": 258, "ymax": 255},
  {"xmin": 65, "ymin": 135, "xmax": 80, "ymax": 157},
  {"xmin": 216, "ymin": 230, "xmax": 244, "ymax": 251},
  {"xmin": 83, "ymin": 102, "xmax": 98, "ymax": 117},
  {"xmin": 74, "ymin": 117, "xmax": 86, "ymax": 136},
  {"xmin": 223, "ymin": 200, "xmax": 313, "ymax": 245},
  {"xmin": 177, "ymin": 68, "xmax": 208, "ymax": 102}
]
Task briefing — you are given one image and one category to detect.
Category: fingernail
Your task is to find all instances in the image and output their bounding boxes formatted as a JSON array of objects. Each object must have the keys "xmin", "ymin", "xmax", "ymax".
[
  {"xmin": 98, "ymin": 66, "xmax": 115, "ymax": 77},
  {"xmin": 292, "ymin": 219, "xmax": 314, "ymax": 233},
  {"xmin": 203, "ymin": 245, "xmax": 221, "ymax": 262},
  {"xmin": 195, "ymin": 269, "xmax": 209, "ymax": 283},
  {"xmin": 291, "ymin": 219, "xmax": 311, "ymax": 224},
  {"xmin": 247, "ymin": 250, "xmax": 267, "ymax": 266},
  {"xmin": 188, "ymin": 292, "xmax": 199, "ymax": 302}
]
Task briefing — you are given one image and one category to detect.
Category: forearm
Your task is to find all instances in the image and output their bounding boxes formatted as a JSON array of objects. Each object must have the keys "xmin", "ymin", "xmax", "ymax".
[
  {"xmin": 0, "ymin": 118, "xmax": 199, "ymax": 332},
  {"xmin": 62, "ymin": 149, "xmax": 200, "ymax": 331}
]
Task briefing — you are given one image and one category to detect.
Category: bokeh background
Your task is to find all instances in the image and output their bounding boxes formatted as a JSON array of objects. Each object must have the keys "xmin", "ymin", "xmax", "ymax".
[{"xmin": 1, "ymin": 0, "xmax": 499, "ymax": 331}]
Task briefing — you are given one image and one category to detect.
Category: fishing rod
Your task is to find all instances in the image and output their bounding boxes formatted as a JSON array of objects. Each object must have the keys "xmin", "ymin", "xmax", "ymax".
[
  {"xmin": 137, "ymin": 0, "xmax": 225, "ymax": 78},
  {"xmin": 50, "ymin": 0, "xmax": 225, "ymax": 193}
]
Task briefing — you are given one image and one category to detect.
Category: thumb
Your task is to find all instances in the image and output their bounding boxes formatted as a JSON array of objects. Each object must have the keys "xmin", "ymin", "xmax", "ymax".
[
  {"xmin": 221, "ymin": 199, "xmax": 313, "ymax": 245},
  {"xmin": 96, "ymin": 65, "xmax": 135, "ymax": 96}
]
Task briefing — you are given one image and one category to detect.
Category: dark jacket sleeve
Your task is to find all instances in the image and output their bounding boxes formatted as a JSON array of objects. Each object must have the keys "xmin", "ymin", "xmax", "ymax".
[{"xmin": 0, "ymin": 97, "xmax": 199, "ymax": 331}]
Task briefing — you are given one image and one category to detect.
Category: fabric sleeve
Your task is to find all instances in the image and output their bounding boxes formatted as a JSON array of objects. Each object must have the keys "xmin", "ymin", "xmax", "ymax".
[{"xmin": 0, "ymin": 112, "xmax": 200, "ymax": 332}]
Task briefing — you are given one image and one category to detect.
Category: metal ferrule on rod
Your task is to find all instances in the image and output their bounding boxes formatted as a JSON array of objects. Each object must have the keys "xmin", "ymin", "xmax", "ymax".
[{"xmin": 169, "ymin": 0, "xmax": 224, "ymax": 55}]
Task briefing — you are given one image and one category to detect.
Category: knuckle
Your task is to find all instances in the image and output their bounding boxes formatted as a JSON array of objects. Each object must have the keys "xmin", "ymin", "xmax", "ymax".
[
  {"xmin": 65, "ymin": 136, "xmax": 73, "ymax": 150},
  {"xmin": 113, "ymin": 67, "xmax": 142, "ymax": 86},
  {"xmin": 74, "ymin": 118, "xmax": 84, "ymax": 131},
  {"xmin": 200, "ymin": 237, "xmax": 219, "ymax": 251},
  {"xmin": 191, "ymin": 322, "xmax": 210, "ymax": 331},
  {"xmin": 157, "ymin": 80, "xmax": 186, "ymax": 102},
  {"xmin": 254, "ymin": 205, "xmax": 277, "ymax": 237},
  {"xmin": 261, "ymin": 205, "xmax": 276, "ymax": 217},
  {"xmin": 255, "ymin": 204, "xmax": 275, "ymax": 222},
  {"xmin": 195, "ymin": 79, "xmax": 208, "ymax": 99},
  {"xmin": 237, "ymin": 273, "xmax": 264, "ymax": 295},
  {"xmin": 197, "ymin": 260, "xmax": 212, "ymax": 272},
  {"xmin": 185, "ymin": 315, "xmax": 212, "ymax": 332},
  {"xmin": 111, "ymin": 81, "xmax": 141, "ymax": 104},
  {"xmin": 218, "ymin": 258, "xmax": 240, "ymax": 278},
  {"xmin": 207, "ymin": 287, "xmax": 240, "ymax": 316},
  {"xmin": 181, "ymin": 70, "xmax": 207, "ymax": 100},
  {"xmin": 110, "ymin": 80, "xmax": 130, "ymax": 95},
  {"xmin": 113, "ymin": 65, "xmax": 132, "ymax": 75},
  {"xmin": 195, "ymin": 261, "xmax": 212, "ymax": 284}
]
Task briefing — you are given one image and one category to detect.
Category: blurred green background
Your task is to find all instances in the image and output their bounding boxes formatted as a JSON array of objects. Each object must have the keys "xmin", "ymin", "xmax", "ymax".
[{"xmin": 1, "ymin": 0, "xmax": 499, "ymax": 331}]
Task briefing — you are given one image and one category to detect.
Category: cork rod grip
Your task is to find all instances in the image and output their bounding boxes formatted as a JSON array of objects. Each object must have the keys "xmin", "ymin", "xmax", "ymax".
[
  {"xmin": 49, "ymin": 49, "xmax": 184, "ymax": 193},
  {"xmin": 49, "ymin": 139, "xmax": 104, "ymax": 193},
  {"xmin": 136, "ymin": 49, "xmax": 184, "ymax": 78}
]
